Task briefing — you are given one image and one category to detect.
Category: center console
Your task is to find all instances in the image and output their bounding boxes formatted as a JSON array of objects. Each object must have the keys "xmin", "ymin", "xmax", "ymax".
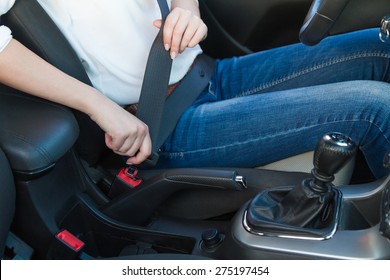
[{"xmin": 204, "ymin": 134, "xmax": 390, "ymax": 259}]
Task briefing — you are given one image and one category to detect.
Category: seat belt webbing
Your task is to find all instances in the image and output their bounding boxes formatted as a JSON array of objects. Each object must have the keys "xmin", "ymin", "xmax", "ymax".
[
  {"xmin": 136, "ymin": 0, "xmax": 172, "ymax": 166},
  {"xmin": 136, "ymin": 0, "xmax": 214, "ymax": 167}
]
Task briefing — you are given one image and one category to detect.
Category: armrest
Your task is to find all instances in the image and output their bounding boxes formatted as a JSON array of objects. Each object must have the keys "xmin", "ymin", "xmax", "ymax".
[{"xmin": 0, "ymin": 90, "xmax": 79, "ymax": 177}]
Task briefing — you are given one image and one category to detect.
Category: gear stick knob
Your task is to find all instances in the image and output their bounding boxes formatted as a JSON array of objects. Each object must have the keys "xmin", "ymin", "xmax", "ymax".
[{"xmin": 311, "ymin": 132, "xmax": 357, "ymax": 189}]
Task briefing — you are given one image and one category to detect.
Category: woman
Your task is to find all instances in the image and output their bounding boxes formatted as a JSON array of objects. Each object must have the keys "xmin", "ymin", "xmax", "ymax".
[{"xmin": 1, "ymin": 0, "xmax": 389, "ymax": 178}]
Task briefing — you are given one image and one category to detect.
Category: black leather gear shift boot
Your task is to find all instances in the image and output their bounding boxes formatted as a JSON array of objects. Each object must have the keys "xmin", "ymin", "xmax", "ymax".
[
  {"xmin": 245, "ymin": 132, "xmax": 356, "ymax": 239},
  {"xmin": 245, "ymin": 180, "xmax": 342, "ymax": 239}
]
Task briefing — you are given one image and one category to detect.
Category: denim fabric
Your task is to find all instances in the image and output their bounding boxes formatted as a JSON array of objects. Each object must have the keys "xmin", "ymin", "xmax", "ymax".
[{"xmin": 158, "ymin": 28, "xmax": 390, "ymax": 179}]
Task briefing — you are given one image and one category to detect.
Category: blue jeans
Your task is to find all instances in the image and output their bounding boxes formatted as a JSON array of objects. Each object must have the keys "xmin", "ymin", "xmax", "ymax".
[{"xmin": 158, "ymin": 28, "xmax": 390, "ymax": 179}]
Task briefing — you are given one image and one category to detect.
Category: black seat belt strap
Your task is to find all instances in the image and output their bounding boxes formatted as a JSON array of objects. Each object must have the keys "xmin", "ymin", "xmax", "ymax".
[
  {"xmin": 156, "ymin": 54, "xmax": 214, "ymax": 151},
  {"xmin": 136, "ymin": 0, "xmax": 215, "ymax": 167},
  {"xmin": 136, "ymin": 0, "xmax": 172, "ymax": 166}
]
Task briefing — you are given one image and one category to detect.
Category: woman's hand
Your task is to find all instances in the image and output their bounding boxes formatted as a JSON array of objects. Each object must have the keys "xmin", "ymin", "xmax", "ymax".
[
  {"xmin": 153, "ymin": 5, "xmax": 207, "ymax": 59},
  {"xmin": 88, "ymin": 98, "xmax": 152, "ymax": 165}
]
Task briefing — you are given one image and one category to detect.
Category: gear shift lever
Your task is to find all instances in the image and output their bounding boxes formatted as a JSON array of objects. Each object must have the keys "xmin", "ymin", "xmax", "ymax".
[
  {"xmin": 244, "ymin": 132, "xmax": 357, "ymax": 239},
  {"xmin": 311, "ymin": 133, "xmax": 357, "ymax": 192}
]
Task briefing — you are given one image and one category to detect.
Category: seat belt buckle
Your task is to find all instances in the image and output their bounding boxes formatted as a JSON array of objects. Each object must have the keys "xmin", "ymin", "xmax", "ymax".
[
  {"xmin": 56, "ymin": 230, "xmax": 85, "ymax": 252},
  {"xmin": 117, "ymin": 166, "xmax": 143, "ymax": 188},
  {"xmin": 108, "ymin": 166, "xmax": 143, "ymax": 198},
  {"xmin": 124, "ymin": 165, "xmax": 140, "ymax": 180},
  {"xmin": 47, "ymin": 230, "xmax": 85, "ymax": 259}
]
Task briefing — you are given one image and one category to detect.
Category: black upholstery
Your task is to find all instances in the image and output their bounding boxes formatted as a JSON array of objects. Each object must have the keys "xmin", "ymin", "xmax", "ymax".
[
  {"xmin": 0, "ymin": 91, "xmax": 79, "ymax": 176},
  {"xmin": 0, "ymin": 148, "xmax": 15, "ymax": 258},
  {"xmin": 1, "ymin": 0, "xmax": 106, "ymax": 165}
]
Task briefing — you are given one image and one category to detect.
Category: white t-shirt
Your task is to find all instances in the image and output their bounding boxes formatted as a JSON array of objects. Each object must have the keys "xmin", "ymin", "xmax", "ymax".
[{"xmin": 0, "ymin": 0, "xmax": 202, "ymax": 105}]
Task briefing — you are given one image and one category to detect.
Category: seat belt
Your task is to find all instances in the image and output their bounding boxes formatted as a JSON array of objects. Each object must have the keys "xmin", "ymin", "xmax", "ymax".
[
  {"xmin": 136, "ymin": 0, "xmax": 172, "ymax": 166},
  {"xmin": 136, "ymin": 0, "xmax": 215, "ymax": 167}
]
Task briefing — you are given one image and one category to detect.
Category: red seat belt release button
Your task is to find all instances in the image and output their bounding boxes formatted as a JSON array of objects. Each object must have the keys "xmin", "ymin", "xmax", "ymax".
[
  {"xmin": 117, "ymin": 166, "xmax": 143, "ymax": 187},
  {"xmin": 56, "ymin": 230, "xmax": 85, "ymax": 252}
]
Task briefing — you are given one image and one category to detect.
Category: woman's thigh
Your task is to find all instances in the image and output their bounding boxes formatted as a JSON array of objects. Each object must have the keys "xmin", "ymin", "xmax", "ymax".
[
  {"xmin": 159, "ymin": 80, "xmax": 390, "ymax": 179},
  {"xmin": 214, "ymin": 28, "xmax": 390, "ymax": 100}
]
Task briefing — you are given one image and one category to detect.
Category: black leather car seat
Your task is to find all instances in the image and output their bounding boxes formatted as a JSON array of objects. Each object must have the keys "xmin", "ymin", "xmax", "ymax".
[{"xmin": 0, "ymin": 148, "xmax": 16, "ymax": 258}]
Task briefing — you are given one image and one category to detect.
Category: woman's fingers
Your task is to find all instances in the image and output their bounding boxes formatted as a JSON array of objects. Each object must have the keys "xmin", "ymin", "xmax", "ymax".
[
  {"xmin": 126, "ymin": 135, "xmax": 152, "ymax": 165},
  {"xmin": 161, "ymin": 8, "xmax": 207, "ymax": 59}
]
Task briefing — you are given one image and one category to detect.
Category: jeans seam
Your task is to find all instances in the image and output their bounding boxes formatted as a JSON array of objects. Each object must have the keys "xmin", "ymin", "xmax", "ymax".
[
  {"xmin": 239, "ymin": 51, "xmax": 390, "ymax": 97},
  {"xmin": 360, "ymin": 112, "xmax": 390, "ymax": 152}
]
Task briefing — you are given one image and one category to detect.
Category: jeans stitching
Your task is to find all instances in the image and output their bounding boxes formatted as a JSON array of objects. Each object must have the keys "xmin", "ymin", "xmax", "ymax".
[
  {"xmin": 360, "ymin": 108, "xmax": 390, "ymax": 152},
  {"xmin": 240, "ymin": 51, "xmax": 390, "ymax": 97}
]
